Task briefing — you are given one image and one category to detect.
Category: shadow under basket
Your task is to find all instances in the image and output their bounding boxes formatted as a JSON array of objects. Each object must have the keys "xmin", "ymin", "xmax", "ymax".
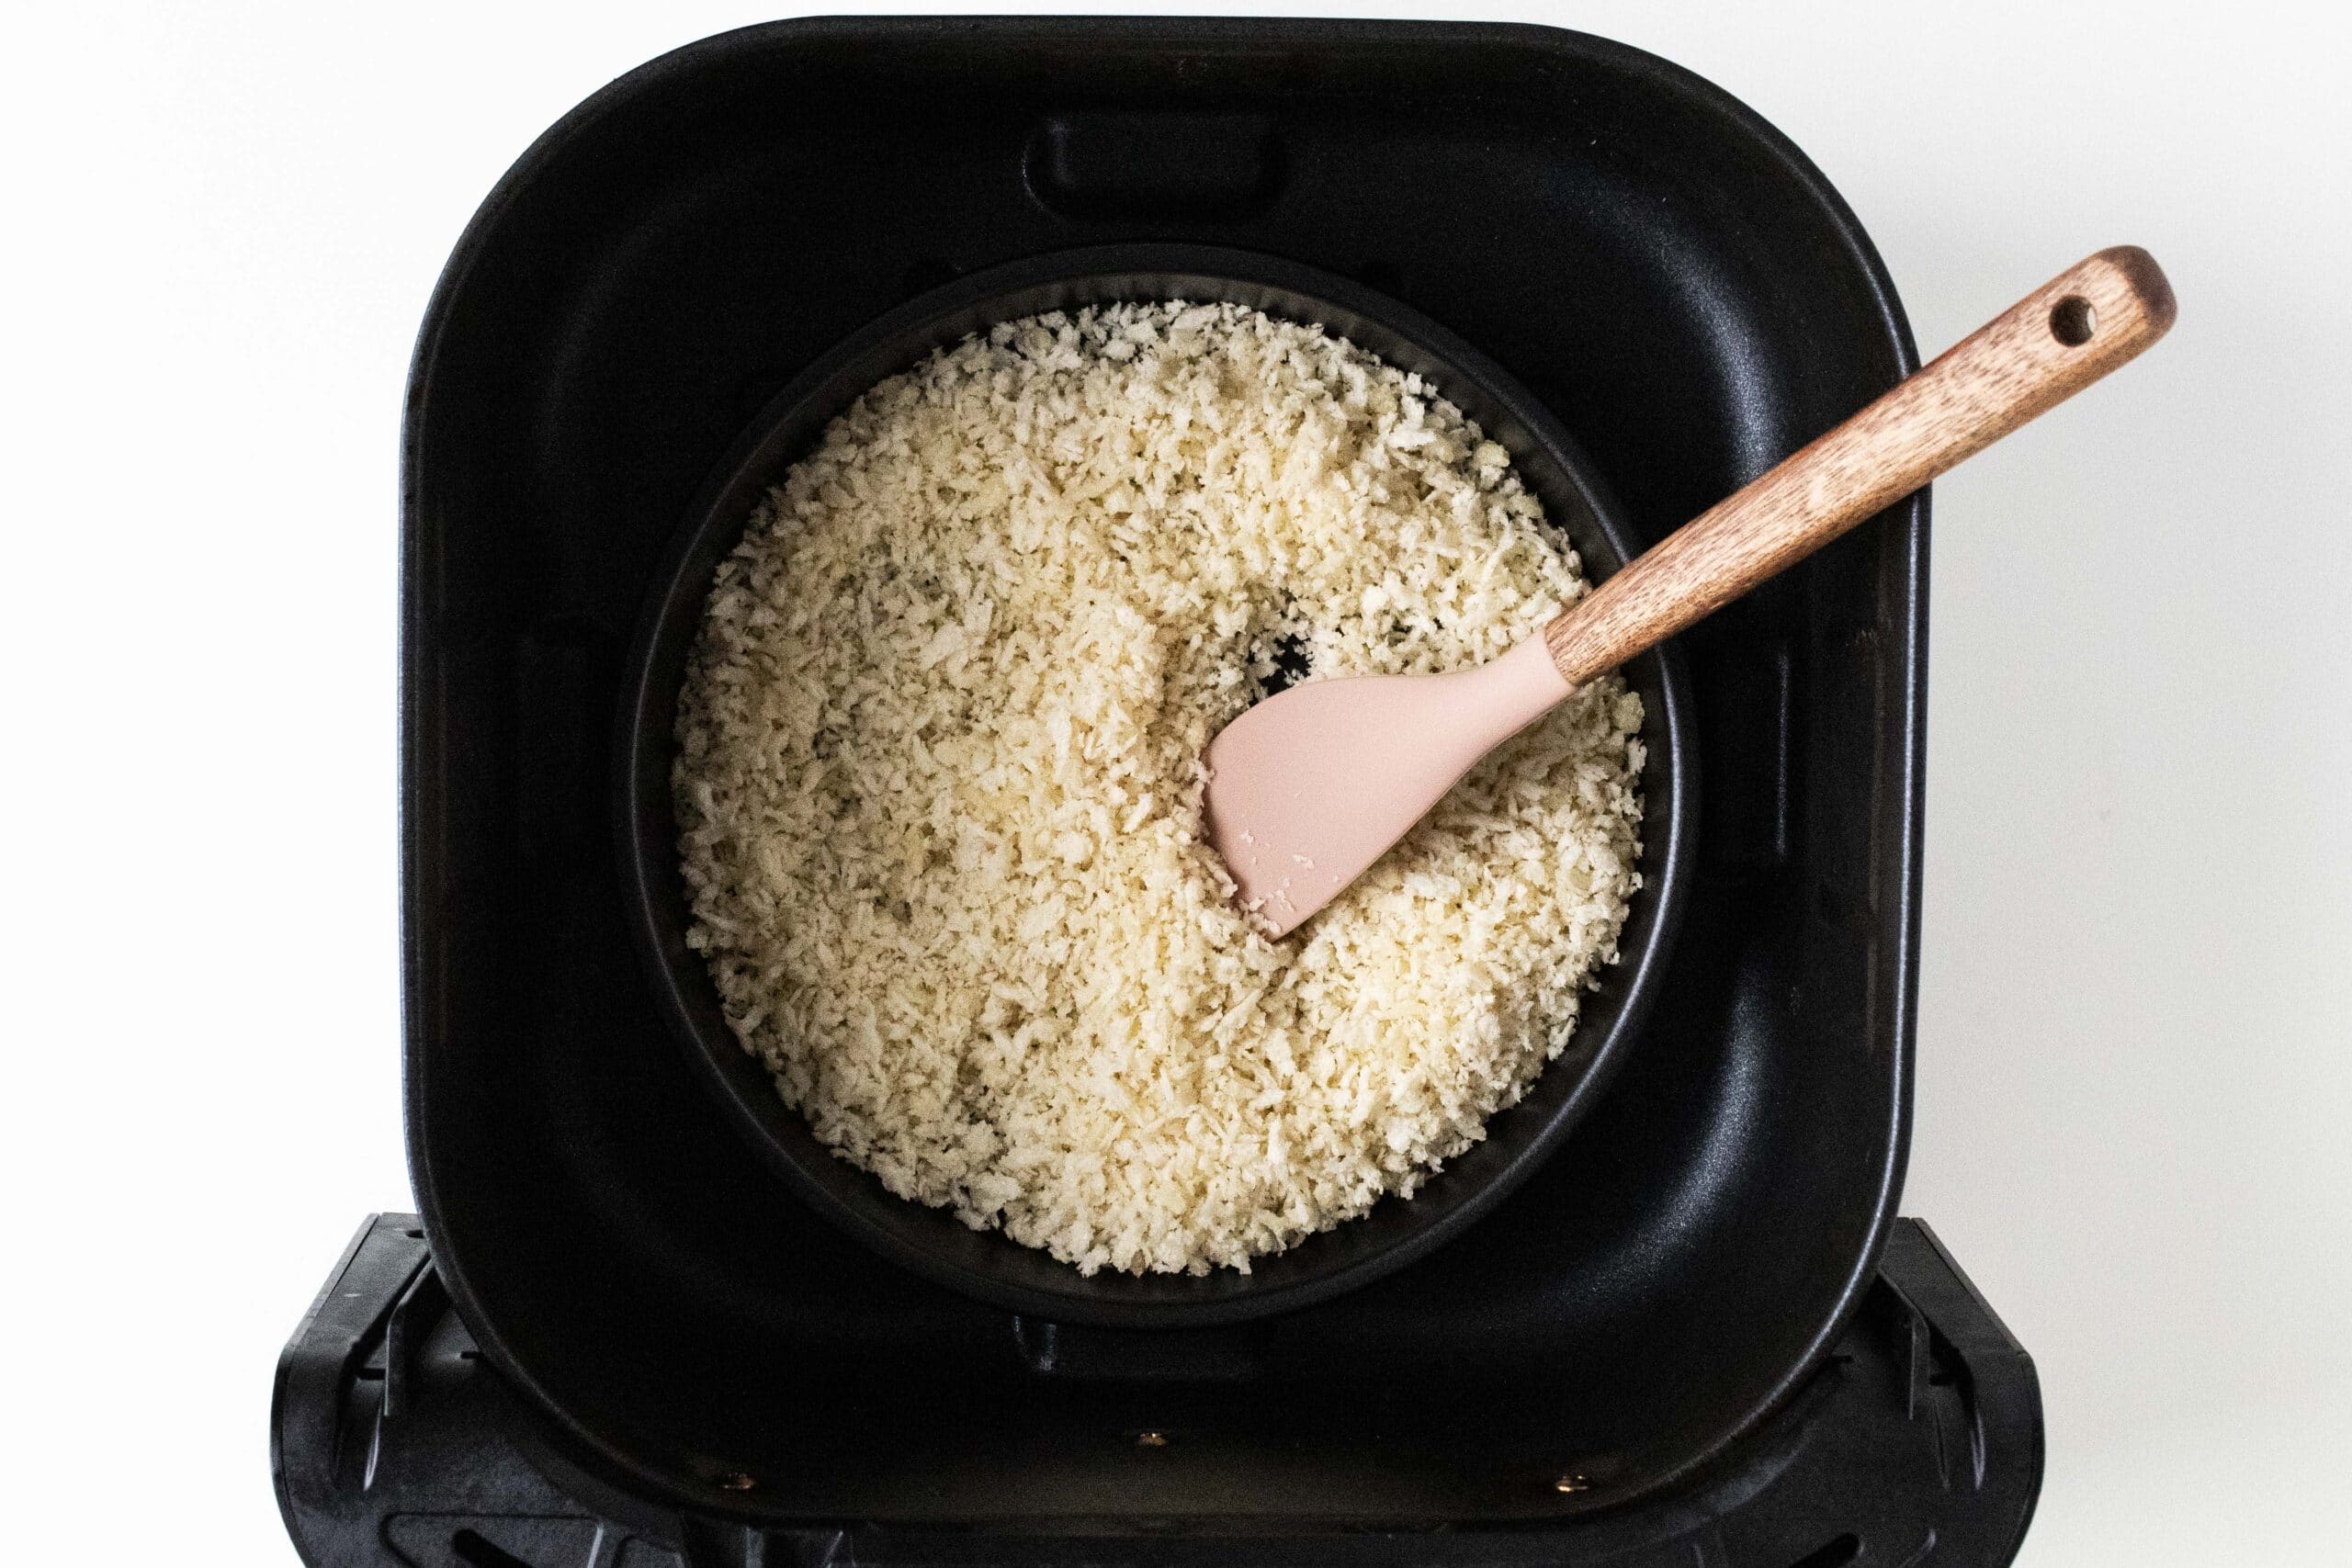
[{"xmin": 331, "ymin": 14, "xmax": 2045, "ymax": 1568}]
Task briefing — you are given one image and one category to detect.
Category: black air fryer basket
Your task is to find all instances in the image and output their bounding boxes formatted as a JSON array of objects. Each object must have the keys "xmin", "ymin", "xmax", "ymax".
[{"xmin": 274, "ymin": 18, "xmax": 2042, "ymax": 1567}]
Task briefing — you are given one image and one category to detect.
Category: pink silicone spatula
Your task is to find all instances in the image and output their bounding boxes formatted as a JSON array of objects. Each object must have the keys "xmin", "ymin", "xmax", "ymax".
[{"xmin": 1204, "ymin": 247, "xmax": 2175, "ymax": 935}]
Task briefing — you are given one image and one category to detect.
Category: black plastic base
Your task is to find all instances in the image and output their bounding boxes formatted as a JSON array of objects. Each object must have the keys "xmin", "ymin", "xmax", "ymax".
[{"xmin": 273, "ymin": 1217, "xmax": 2040, "ymax": 1567}]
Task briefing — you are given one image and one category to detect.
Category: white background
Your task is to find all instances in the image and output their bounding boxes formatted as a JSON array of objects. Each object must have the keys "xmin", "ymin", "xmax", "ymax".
[{"xmin": 6, "ymin": 2, "xmax": 2346, "ymax": 1562}]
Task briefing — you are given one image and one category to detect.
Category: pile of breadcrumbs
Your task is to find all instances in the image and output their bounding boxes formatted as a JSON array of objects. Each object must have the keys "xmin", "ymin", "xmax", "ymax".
[{"xmin": 674, "ymin": 300, "xmax": 1643, "ymax": 1276}]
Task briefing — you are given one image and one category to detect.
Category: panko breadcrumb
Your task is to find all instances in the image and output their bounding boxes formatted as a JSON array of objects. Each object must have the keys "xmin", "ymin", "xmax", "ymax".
[{"xmin": 673, "ymin": 300, "xmax": 1643, "ymax": 1276}]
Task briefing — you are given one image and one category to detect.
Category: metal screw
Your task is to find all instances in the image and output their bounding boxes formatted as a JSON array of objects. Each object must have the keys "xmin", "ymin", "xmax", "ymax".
[
  {"xmin": 1136, "ymin": 1430, "xmax": 1170, "ymax": 1449},
  {"xmin": 1555, "ymin": 1473, "xmax": 1590, "ymax": 1494},
  {"xmin": 718, "ymin": 1472, "xmax": 758, "ymax": 1492}
]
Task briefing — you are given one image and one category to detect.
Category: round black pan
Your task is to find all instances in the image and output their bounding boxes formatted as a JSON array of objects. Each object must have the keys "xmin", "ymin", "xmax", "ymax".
[{"xmin": 619, "ymin": 243, "xmax": 1698, "ymax": 1327}]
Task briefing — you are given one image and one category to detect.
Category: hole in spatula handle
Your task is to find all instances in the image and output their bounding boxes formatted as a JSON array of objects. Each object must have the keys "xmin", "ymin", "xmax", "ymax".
[{"xmin": 2049, "ymin": 295, "xmax": 2098, "ymax": 345}]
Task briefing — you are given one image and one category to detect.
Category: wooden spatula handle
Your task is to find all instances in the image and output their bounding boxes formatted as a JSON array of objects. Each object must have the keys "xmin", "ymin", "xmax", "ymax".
[{"xmin": 1543, "ymin": 245, "xmax": 2176, "ymax": 687}]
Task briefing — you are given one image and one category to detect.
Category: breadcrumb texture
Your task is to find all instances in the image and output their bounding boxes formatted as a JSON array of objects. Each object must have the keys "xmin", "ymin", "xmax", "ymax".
[{"xmin": 674, "ymin": 301, "xmax": 1644, "ymax": 1276}]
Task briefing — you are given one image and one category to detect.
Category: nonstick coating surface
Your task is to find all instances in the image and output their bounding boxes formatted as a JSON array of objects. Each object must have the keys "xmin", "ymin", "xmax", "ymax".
[
  {"xmin": 402, "ymin": 17, "xmax": 1923, "ymax": 1528},
  {"xmin": 619, "ymin": 245, "xmax": 1697, "ymax": 1326}
]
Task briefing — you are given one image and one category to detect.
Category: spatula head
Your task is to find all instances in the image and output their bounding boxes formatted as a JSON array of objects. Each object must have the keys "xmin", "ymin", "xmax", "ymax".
[{"xmin": 1202, "ymin": 636, "xmax": 1572, "ymax": 936}]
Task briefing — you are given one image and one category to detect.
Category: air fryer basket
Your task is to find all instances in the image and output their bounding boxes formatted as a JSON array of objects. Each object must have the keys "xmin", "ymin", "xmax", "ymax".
[{"xmin": 402, "ymin": 17, "xmax": 1923, "ymax": 1525}]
